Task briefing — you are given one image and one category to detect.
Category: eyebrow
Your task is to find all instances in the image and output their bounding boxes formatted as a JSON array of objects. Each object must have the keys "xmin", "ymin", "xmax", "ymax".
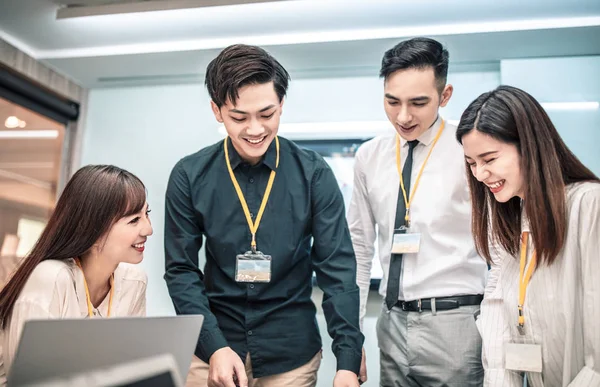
[
  {"xmin": 410, "ymin": 96, "xmax": 430, "ymax": 102},
  {"xmin": 384, "ymin": 94, "xmax": 430, "ymax": 102},
  {"xmin": 230, "ymin": 105, "xmax": 277, "ymax": 115},
  {"xmin": 465, "ymin": 151, "xmax": 498, "ymax": 160}
]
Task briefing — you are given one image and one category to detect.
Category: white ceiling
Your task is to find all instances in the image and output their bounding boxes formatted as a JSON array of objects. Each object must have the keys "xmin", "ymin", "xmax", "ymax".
[{"xmin": 1, "ymin": 0, "xmax": 599, "ymax": 87}]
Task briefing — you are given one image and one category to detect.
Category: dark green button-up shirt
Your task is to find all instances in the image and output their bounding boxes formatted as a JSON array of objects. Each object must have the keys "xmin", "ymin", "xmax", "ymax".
[{"xmin": 164, "ymin": 136, "xmax": 363, "ymax": 377}]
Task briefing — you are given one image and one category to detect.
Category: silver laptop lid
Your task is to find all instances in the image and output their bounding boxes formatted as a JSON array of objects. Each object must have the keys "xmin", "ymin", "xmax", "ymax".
[{"xmin": 8, "ymin": 315, "xmax": 203, "ymax": 386}]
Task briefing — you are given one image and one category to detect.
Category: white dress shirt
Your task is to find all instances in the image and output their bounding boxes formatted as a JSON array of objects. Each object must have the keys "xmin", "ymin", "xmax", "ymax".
[
  {"xmin": 0, "ymin": 258, "xmax": 147, "ymax": 384},
  {"xmin": 478, "ymin": 182, "xmax": 600, "ymax": 386},
  {"xmin": 348, "ymin": 116, "xmax": 488, "ymax": 323}
]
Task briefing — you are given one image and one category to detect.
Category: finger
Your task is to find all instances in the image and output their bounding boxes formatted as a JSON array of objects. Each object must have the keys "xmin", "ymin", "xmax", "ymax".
[
  {"xmin": 208, "ymin": 374, "xmax": 220, "ymax": 387},
  {"xmin": 233, "ymin": 359, "xmax": 249, "ymax": 387},
  {"xmin": 220, "ymin": 374, "xmax": 236, "ymax": 387}
]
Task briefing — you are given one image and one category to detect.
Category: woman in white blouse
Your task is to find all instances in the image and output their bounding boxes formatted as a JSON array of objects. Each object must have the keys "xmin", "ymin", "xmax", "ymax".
[
  {"xmin": 0, "ymin": 165, "xmax": 153, "ymax": 384},
  {"xmin": 456, "ymin": 85, "xmax": 600, "ymax": 386}
]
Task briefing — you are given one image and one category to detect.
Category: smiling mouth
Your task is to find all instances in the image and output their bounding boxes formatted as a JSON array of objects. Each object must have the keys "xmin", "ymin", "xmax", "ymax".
[
  {"xmin": 132, "ymin": 243, "xmax": 145, "ymax": 252},
  {"xmin": 244, "ymin": 136, "xmax": 267, "ymax": 145},
  {"xmin": 398, "ymin": 124, "xmax": 417, "ymax": 132},
  {"xmin": 486, "ymin": 180, "xmax": 505, "ymax": 193}
]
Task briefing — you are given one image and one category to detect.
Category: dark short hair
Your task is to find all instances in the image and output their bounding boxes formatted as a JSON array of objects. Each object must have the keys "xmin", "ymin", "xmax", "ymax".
[
  {"xmin": 205, "ymin": 44, "xmax": 291, "ymax": 108},
  {"xmin": 380, "ymin": 37, "xmax": 449, "ymax": 92},
  {"xmin": 456, "ymin": 85, "xmax": 598, "ymax": 266}
]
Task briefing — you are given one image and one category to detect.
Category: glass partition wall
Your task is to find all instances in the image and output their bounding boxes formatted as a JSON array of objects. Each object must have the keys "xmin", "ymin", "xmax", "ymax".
[{"xmin": 0, "ymin": 96, "xmax": 66, "ymax": 285}]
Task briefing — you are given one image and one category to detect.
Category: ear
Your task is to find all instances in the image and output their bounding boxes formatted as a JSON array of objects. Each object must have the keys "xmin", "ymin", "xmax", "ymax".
[
  {"xmin": 439, "ymin": 84, "xmax": 453, "ymax": 107},
  {"xmin": 279, "ymin": 98, "xmax": 285, "ymax": 115},
  {"xmin": 210, "ymin": 100, "xmax": 224, "ymax": 123}
]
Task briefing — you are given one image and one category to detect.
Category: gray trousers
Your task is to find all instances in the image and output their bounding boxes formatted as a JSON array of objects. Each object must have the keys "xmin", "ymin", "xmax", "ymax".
[{"xmin": 377, "ymin": 303, "xmax": 483, "ymax": 387}]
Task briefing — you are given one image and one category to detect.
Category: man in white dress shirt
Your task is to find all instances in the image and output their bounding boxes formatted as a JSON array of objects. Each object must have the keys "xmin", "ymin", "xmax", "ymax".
[{"xmin": 348, "ymin": 37, "xmax": 488, "ymax": 386}]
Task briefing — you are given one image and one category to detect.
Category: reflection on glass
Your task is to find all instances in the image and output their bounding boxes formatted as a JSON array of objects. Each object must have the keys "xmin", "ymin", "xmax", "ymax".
[{"xmin": 0, "ymin": 97, "xmax": 65, "ymax": 285}]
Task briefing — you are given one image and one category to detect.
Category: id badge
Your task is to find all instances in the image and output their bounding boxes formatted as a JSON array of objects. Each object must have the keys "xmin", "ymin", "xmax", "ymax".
[
  {"xmin": 391, "ymin": 229, "xmax": 421, "ymax": 254},
  {"xmin": 235, "ymin": 251, "xmax": 271, "ymax": 283},
  {"xmin": 505, "ymin": 343, "xmax": 542, "ymax": 373}
]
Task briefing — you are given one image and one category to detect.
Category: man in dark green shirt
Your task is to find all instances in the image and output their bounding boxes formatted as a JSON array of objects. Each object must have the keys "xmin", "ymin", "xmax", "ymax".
[{"xmin": 164, "ymin": 44, "xmax": 363, "ymax": 387}]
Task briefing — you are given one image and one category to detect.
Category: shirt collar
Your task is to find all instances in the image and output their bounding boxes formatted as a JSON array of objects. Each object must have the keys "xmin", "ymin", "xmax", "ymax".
[
  {"xmin": 71, "ymin": 258, "xmax": 121, "ymax": 318},
  {"xmin": 399, "ymin": 115, "xmax": 443, "ymax": 148},
  {"xmin": 226, "ymin": 136, "xmax": 278, "ymax": 171}
]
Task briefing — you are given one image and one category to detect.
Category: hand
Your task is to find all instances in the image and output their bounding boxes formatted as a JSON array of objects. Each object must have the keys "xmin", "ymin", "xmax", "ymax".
[
  {"xmin": 359, "ymin": 347, "xmax": 367, "ymax": 384},
  {"xmin": 333, "ymin": 370, "xmax": 360, "ymax": 387},
  {"xmin": 208, "ymin": 347, "xmax": 248, "ymax": 387}
]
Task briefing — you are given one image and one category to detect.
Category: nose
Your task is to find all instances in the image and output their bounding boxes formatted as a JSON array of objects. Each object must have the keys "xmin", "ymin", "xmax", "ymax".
[
  {"xmin": 396, "ymin": 106, "xmax": 412, "ymax": 125},
  {"xmin": 246, "ymin": 118, "xmax": 265, "ymax": 136},
  {"xmin": 473, "ymin": 164, "xmax": 490, "ymax": 182},
  {"xmin": 141, "ymin": 216, "xmax": 153, "ymax": 237}
]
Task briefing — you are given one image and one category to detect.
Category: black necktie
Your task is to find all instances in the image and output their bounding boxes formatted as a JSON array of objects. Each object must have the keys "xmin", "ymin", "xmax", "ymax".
[{"xmin": 385, "ymin": 140, "xmax": 419, "ymax": 310}]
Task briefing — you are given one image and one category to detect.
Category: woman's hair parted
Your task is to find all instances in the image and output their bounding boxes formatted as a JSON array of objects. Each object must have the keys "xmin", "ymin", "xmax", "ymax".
[
  {"xmin": 0, "ymin": 165, "xmax": 147, "ymax": 328},
  {"xmin": 456, "ymin": 85, "xmax": 598, "ymax": 266}
]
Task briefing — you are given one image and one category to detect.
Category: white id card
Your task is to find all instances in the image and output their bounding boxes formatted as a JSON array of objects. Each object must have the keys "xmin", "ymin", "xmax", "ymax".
[
  {"xmin": 235, "ymin": 251, "xmax": 271, "ymax": 283},
  {"xmin": 391, "ymin": 231, "xmax": 421, "ymax": 254},
  {"xmin": 505, "ymin": 343, "xmax": 542, "ymax": 373}
]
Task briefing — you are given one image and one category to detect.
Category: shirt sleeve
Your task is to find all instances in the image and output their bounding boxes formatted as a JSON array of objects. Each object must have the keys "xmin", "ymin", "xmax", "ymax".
[
  {"xmin": 569, "ymin": 187, "xmax": 600, "ymax": 386},
  {"xmin": 346, "ymin": 146, "xmax": 377, "ymax": 330},
  {"xmin": 310, "ymin": 159, "xmax": 364, "ymax": 375},
  {"xmin": 479, "ymin": 245, "xmax": 523, "ymax": 387},
  {"xmin": 164, "ymin": 160, "xmax": 228, "ymax": 362}
]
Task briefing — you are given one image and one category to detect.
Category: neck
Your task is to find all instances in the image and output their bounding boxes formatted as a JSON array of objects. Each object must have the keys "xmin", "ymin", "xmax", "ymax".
[
  {"xmin": 243, "ymin": 155, "xmax": 262, "ymax": 166},
  {"xmin": 429, "ymin": 114, "xmax": 440, "ymax": 130},
  {"xmin": 229, "ymin": 138, "xmax": 263, "ymax": 166},
  {"xmin": 78, "ymin": 254, "xmax": 117, "ymax": 308}
]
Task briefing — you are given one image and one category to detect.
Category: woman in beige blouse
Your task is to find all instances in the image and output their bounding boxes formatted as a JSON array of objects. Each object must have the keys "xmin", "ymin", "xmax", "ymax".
[
  {"xmin": 456, "ymin": 86, "xmax": 600, "ymax": 386},
  {"xmin": 0, "ymin": 165, "xmax": 153, "ymax": 384}
]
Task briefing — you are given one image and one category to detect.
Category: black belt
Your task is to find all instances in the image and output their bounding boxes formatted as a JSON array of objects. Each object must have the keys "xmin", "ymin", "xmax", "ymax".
[{"xmin": 395, "ymin": 294, "xmax": 483, "ymax": 312}]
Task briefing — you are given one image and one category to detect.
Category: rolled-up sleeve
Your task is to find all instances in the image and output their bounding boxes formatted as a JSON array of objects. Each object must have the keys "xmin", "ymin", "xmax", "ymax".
[
  {"xmin": 164, "ymin": 160, "xmax": 228, "ymax": 362},
  {"xmin": 309, "ymin": 160, "xmax": 364, "ymax": 375}
]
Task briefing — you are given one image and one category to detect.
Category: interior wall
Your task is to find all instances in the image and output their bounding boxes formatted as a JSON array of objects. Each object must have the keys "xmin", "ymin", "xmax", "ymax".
[{"xmin": 501, "ymin": 55, "xmax": 600, "ymax": 175}]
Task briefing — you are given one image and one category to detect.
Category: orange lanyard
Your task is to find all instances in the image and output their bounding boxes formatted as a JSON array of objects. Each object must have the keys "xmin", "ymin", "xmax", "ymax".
[
  {"xmin": 224, "ymin": 136, "xmax": 280, "ymax": 252},
  {"xmin": 518, "ymin": 232, "xmax": 537, "ymax": 332},
  {"xmin": 395, "ymin": 119, "xmax": 445, "ymax": 227},
  {"xmin": 75, "ymin": 258, "xmax": 114, "ymax": 318}
]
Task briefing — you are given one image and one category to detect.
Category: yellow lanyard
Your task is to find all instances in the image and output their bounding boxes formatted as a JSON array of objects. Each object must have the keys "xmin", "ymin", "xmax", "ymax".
[
  {"xmin": 224, "ymin": 136, "xmax": 280, "ymax": 252},
  {"xmin": 518, "ymin": 232, "xmax": 537, "ymax": 331},
  {"xmin": 395, "ymin": 119, "xmax": 445, "ymax": 227},
  {"xmin": 75, "ymin": 258, "xmax": 114, "ymax": 318}
]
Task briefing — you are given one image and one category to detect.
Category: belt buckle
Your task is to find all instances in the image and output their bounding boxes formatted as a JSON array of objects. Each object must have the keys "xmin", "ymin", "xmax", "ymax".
[
  {"xmin": 401, "ymin": 301, "xmax": 407, "ymax": 311},
  {"xmin": 417, "ymin": 299, "xmax": 422, "ymax": 312}
]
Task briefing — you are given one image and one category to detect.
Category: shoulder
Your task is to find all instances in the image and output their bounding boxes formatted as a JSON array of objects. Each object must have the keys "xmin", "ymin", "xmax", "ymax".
[
  {"xmin": 114, "ymin": 263, "xmax": 147, "ymax": 291},
  {"xmin": 278, "ymin": 136, "xmax": 323, "ymax": 162},
  {"xmin": 19, "ymin": 259, "xmax": 75, "ymax": 302},
  {"xmin": 437, "ymin": 120, "xmax": 466, "ymax": 154},
  {"xmin": 355, "ymin": 135, "xmax": 395, "ymax": 164},
  {"xmin": 167, "ymin": 140, "xmax": 224, "ymax": 191},
  {"xmin": 567, "ymin": 181, "xmax": 600, "ymax": 209},
  {"xmin": 278, "ymin": 136, "xmax": 331, "ymax": 173},
  {"xmin": 170, "ymin": 140, "xmax": 223, "ymax": 176}
]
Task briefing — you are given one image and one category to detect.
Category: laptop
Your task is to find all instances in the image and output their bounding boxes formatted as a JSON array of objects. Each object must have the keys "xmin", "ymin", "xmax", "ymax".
[{"xmin": 8, "ymin": 315, "xmax": 203, "ymax": 386}]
